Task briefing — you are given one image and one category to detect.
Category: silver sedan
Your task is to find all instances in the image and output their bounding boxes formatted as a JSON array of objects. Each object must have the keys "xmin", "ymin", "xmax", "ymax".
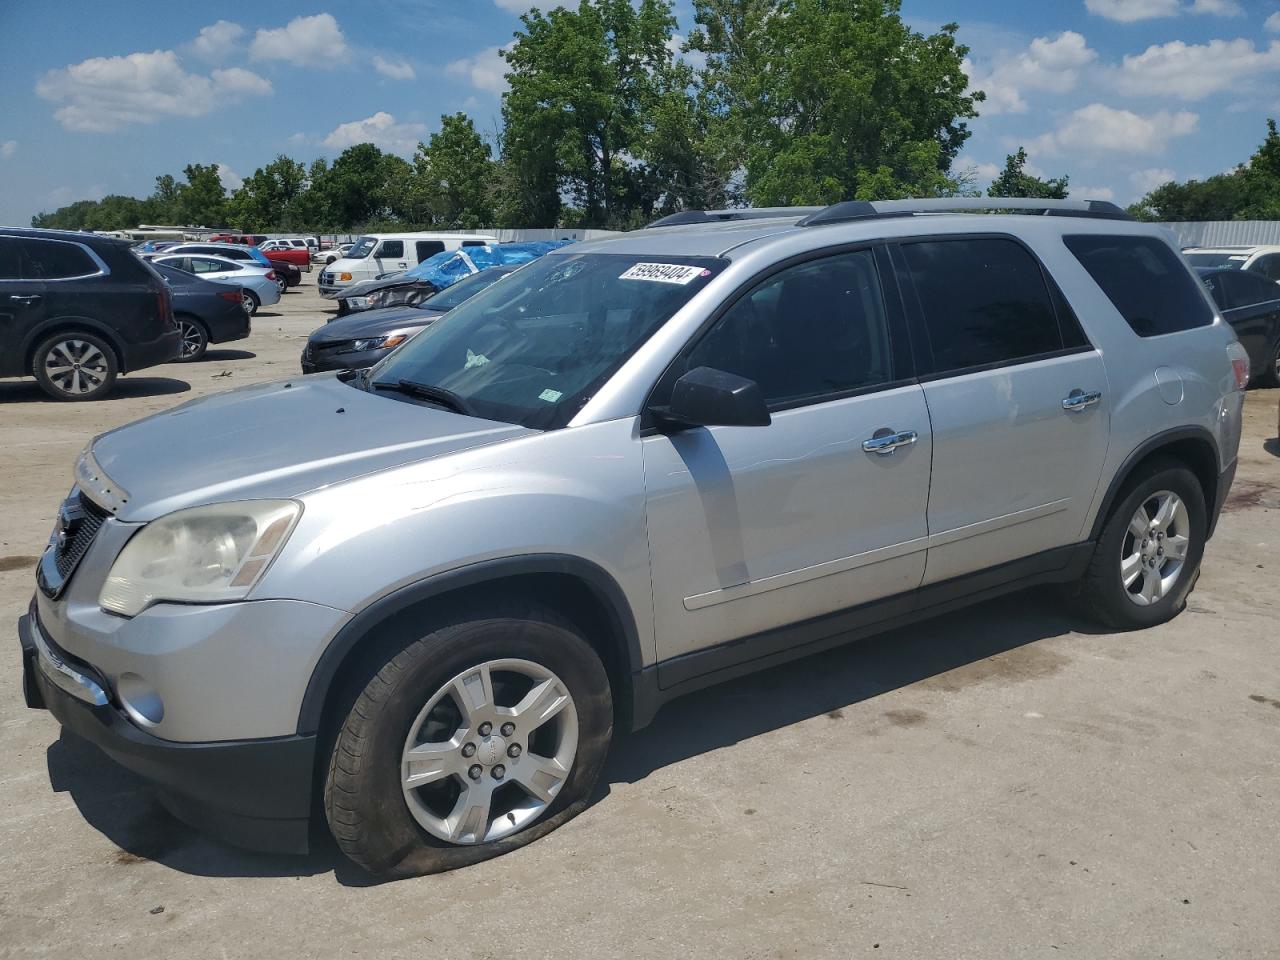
[{"xmin": 150, "ymin": 254, "xmax": 282, "ymax": 315}]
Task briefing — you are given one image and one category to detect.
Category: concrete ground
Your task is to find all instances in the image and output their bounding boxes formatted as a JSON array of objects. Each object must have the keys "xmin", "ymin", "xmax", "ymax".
[{"xmin": 1, "ymin": 275, "xmax": 1278, "ymax": 958}]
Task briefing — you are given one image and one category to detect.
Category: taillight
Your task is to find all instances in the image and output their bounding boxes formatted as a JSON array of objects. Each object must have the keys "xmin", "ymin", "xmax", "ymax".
[
  {"xmin": 217, "ymin": 291, "xmax": 241, "ymax": 303},
  {"xmin": 1227, "ymin": 341, "xmax": 1250, "ymax": 391},
  {"xmin": 155, "ymin": 284, "xmax": 175, "ymax": 329},
  {"xmin": 266, "ymin": 271, "xmax": 277, "ymax": 281}
]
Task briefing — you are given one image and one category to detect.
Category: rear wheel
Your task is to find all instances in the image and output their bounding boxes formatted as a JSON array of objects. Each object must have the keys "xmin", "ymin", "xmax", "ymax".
[
  {"xmin": 174, "ymin": 316, "xmax": 209, "ymax": 362},
  {"xmin": 1079, "ymin": 459, "xmax": 1206, "ymax": 630},
  {"xmin": 242, "ymin": 290, "xmax": 260, "ymax": 316},
  {"xmin": 323, "ymin": 609, "xmax": 612, "ymax": 878},
  {"xmin": 274, "ymin": 274, "xmax": 288, "ymax": 295},
  {"xmin": 1260, "ymin": 339, "xmax": 1280, "ymax": 388},
  {"xmin": 32, "ymin": 332, "xmax": 118, "ymax": 401}
]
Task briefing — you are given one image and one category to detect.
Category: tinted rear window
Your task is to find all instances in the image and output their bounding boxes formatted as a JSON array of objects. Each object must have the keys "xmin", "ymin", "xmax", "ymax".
[
  {"xmin": 22, "ymin": 239, "xmax": 98, "ymax": 279},
  {"xmin": 1220, "ymin": 270, "xmax": 1280, "ymax": 310},
  {"xmin": 899, "ymin": 237, "xmax": 1064, "ymax": 374},
  {"xmin": 1064, "ymin": 235, "xmax": 1214, "ymax": 337}
]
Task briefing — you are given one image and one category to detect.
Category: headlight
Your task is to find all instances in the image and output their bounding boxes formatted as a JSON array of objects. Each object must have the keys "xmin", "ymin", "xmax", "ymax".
[
  {"xmin": 351, "ymin": 328, "xmax": 421, "ymax": 352},
  {"xmin": 99, "ymin": 500, "xmax": 301, "ymax": 617}
]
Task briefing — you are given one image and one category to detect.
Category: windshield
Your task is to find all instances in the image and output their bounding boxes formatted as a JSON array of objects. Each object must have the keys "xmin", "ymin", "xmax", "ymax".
[
  {"xmin": 367, "ymin": 253, "xmax": 726, "ymax": 429},
  {"xmin": 425, "ymin": 268, "xmax": 513, "ymax": 310},
  {"xmin": 1185, "ymin": 252, "xmax": 1248, "ymax": 269},
  {"xmin": 346, "ymin": 236, "xmax": 376, "ymax": 260}
]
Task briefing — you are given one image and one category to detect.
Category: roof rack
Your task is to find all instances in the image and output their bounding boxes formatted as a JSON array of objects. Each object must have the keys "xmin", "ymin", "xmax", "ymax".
[
  {"xmin": 646, "ymin": 207, "xmax": 823, "ymax": 228},
  {"xmin": 796, "ymin": 197, "xmax": 1133, "ymax": 226}
]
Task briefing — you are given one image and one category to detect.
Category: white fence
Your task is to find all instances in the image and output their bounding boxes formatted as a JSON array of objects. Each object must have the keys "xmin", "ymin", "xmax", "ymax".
[{"xmin": 1159, "ymin": 221, "xmax": 1280, "ymax": 248}]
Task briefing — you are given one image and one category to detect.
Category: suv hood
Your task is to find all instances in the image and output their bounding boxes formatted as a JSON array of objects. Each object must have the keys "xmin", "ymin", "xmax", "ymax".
[{"xmin": 90, "ymin": 375, "xmax": 535, "ymax": 522}]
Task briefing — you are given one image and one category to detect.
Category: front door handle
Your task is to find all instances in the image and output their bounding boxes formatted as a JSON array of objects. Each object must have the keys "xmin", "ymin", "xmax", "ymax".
[
  {"xmin": 8, "ymin": 294, "xmax": 41, "ymax": 304},
  {"xmin": 862, "ymin": 428, "xmax": 918, "ymax": 455},
  {"xmin": 1062, "ymin": 389, "xmax": 1102, "ymax": 412},
  {"xmin": 397, "ymin": 262, "xmax": 407, "ymax": 269}
]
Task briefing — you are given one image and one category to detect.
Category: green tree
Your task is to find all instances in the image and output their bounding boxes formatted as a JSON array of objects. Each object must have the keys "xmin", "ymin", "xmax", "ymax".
[
  {"xmin": 413, "ymin": 114, "xmax": 497, "ymax": 228},
  {"xmin": 986, "ymin": 147, "xmax": 1068, "ymax": 199},
  {"xmin": 690, "ymin": 0, "xmax": 982, "ymax": 205},
  {"xmin": 175, "ymin": 163, "xmax": 227, "ymax": 226},
  {"xmin": 502, "ymin": 0, "xmax": 689, "ymax": 227},
  {"xmin": 226, "ymin": 155, "xmax": 308, "ymax": 230}
]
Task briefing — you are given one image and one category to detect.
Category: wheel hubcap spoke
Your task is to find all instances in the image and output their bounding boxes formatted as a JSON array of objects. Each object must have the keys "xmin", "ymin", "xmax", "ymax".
[
  {"xmin": 402, "ymin": 739, "xmax": 463, "ymax": 791},
  {"xmin": 506, "ymin": 677, "xmax": 571, "ymax": 729},
  {"xmin": 444, "ymin": 784, "xmax": 495, "ymax": 843},
  {"xmin": 511, "ymin": 754, "xmax": 569, "ymax": 804},
  {"xmin": 1121, "ymin": 552, "xmax": 1144, "ymax": 588},
  {"xmin": 451, "ymin": 663, "xmax": 495, "ymax": 727}
]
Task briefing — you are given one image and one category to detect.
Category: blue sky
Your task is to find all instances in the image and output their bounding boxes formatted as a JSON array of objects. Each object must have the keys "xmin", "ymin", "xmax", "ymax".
[{"xmin": 3, "ymin": 0, "xmax": 1280, "ymax": 225}]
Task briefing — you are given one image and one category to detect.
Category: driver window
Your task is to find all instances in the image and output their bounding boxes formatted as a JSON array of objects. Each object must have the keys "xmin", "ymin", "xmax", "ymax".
[
  {"xmin": 673, "ymin": 249, "xmax": 893, "ymax": 408},
  {"xmin": 377, "ymin": 240, "xmax": 404, "ymax": 259}
]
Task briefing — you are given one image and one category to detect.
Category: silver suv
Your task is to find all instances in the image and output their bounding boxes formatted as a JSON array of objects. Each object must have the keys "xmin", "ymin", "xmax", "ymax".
[{"xmin": 19, "ymin": 199, "xmax": 1249, "ymax": 877}]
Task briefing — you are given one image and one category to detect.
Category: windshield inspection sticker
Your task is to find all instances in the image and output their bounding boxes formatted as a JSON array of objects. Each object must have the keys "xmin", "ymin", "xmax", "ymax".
[
  {"xmin": 619, "ymin": 263, "xmax": 709, "ymax": 285},
  {"xmin": 539, "ymin": 388, "xmax": 563, "ymax": 403}
]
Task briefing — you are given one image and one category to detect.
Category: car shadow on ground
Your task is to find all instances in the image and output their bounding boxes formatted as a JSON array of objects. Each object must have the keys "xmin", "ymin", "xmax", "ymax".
[
  {"xmin": 1264, "ymin": 438, "xmax": 1280, "ymax": 458},
  {"xmin": 198, "ymin": 349, "xmax": 256, "ymax": 362},
  {"xmin": 43, "ymin": 589, "xmax": 1091, "ymax": 885},
  {"xmin": 0, "ymin": 377, "xmax": 190, "ymax": 403},
  {"xmin": 254, "ymin": 311, "xmax": 282, "ymax": 319}
]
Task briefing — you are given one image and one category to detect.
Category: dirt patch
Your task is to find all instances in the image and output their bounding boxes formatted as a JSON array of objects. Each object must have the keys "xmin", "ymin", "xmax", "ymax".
[
  {"xmin": 920, "ymin": 644, "xmax": 1070, "ymax": 693},
  {"xmin": 0, "ymin": 555, "xmax": 38, "ymax": 573},
  {"xmin": 1223, "ymin": 480, "xmax": 1280, "ymax": 512},
  {"xmin": 883, "ymin": 708, "xmax": 928, "ymax": 728},
  {"xmin": 826, "ymin": 709, "xmax": 845, "ymax": 720}
]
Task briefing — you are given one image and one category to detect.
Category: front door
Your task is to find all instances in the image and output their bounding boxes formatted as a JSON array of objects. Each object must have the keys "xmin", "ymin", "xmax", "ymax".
[
  {"xmin": 892, "ymin": 236, "xmax": 1111, "ymax": 585},
  {"xmin": 375, "ymin": 240, "xmax": 408, "ymax": 275},
  {"xmin": 642, "ymin": 248, "xmax": 933, "ymax": 681}
]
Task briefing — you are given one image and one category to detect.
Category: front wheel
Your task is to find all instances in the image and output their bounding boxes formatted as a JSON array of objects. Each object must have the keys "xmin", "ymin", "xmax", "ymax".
[
  {"xmin": 324, "ymin": 610, "xmax": 612, "ymax": 878},
  {"xmin": 1079, "ymin": 459, "xmax": 1206, "ymax": 630},
  {"xmin": 32, "ymin": 332, "xmax": 118, "ymax": 401}
]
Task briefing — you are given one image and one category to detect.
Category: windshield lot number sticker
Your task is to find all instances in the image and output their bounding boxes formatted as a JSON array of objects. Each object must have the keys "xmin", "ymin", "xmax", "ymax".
[
  {"xmin": 619, "ymin": 263, "xmax": 707, "ymax": 285},
  {"xmin": 539, "ymin": 388, "xmax": 563, "ymax": 403}
]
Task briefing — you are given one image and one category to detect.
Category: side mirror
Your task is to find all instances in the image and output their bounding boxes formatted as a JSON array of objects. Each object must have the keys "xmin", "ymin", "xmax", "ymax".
[{"xmin": 654, "ymin": 366, "xmax": 771, "ymax": 430}]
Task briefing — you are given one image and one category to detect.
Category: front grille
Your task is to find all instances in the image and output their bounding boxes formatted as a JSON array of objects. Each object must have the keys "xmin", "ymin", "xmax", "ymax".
[
  {"xmin": 319, "ymin": 272, "xmax": 332, "ymax": 285},
  {"xmin": 53, "ymin": 493, "xmax": 109, "ymax": 580}
]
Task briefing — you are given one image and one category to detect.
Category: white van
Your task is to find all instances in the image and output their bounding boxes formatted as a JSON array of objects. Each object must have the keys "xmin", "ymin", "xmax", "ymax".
[{"xmin": 317, "ymin": 232, "xmax": 496, "ymax": 300}]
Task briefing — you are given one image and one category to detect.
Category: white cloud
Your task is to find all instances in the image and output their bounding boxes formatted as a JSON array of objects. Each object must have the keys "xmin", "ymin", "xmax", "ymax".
[
  {"xmin": 956, "ymin": 156, "xmax": 1002, "ymax": 182},
  {"xmin": 966, "ymin": 32, "xmax": 1098, "ymax": 116},
  {"xmin": 493, "ymin": 0, "xmax": 535, "ymax": 11},
  {"xmin": 1189, "ymin": 0, "xmax": 1242, "ymax": 14},
  {"xmin": 446, "ymin": 46, "xmax": 510, "ymax": 95},
  {"xmin": 251, "ymin": 14, "xmax": 348, "ymax": 67},
  {"xmin": 36, "ymin": 50, "xmax": 272, "ymax": 132},
  {"xmin": 189, "ymin": 21, "xmax": 244, "ymax": 61},
  {"xmin": 1114, "ymin": 39, "xmax": 1280, "ymax": 100},
  {"xmin": 373, "ymin": 56, "xmax": 415, "ymax": 81},
  {"xmin": 1130, "ymin": 167, "xmax": 1176, "ymax": 194},
  {"xmin": 1268, "ymin": 12, "xmax": 1280, "ymax": 31},
  {"xmin": 0, "ymin": 140, "xmax": 15, "ymax": 160},
  {"xmin": 1069, "ymin": 184, "xmax": 1116, "ymax": 201},
  {"xmin": 322, "ymin": 112, "xmax": 426, "ymax": 155},
  {"xmin": 1027, "ymin": 103, "xmax": 1198, "ymax": 156},
  {"xmin": 216, "ymin": 163, "xmax": 242, "ymax": 192},
  {"xmin": 1085, "ymin": 0, "xmax": 1180, "ymax": 21}
]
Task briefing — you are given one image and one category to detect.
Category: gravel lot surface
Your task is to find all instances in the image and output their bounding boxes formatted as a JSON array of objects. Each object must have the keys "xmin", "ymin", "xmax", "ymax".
[{"xmin": 2, "ymin": 275, "xmax": 1278, "ymax": 958}]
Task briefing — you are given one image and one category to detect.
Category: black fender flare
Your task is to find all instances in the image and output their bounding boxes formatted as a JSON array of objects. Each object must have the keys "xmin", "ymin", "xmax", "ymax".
[{"xmin": 295, "ymin": 554, "xmax": 644, "ymax": 735}]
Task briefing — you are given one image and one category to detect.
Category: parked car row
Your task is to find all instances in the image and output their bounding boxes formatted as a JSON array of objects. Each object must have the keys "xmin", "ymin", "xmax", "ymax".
[{"xmin": 318, "ymin": 232, "xmax": 496, "ymax": 309}]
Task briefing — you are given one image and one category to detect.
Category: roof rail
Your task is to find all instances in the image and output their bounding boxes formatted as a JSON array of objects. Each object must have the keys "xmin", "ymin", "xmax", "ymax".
[
  {"xmin": 796, "ymin": 197, "xmax": 1133, "ymax": 226},
  {"xmin": 646, "ymin": 207, "xmax": 822, "ymax": 228}
]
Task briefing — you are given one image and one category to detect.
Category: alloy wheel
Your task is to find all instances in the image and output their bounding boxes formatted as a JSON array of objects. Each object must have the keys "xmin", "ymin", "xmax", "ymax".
[
  {"xmin": 400, "ymin": 659, "xmax": 578, "ymax": 845},
  {"xmin": 177, "ymin": 320, "xmax": 205, "ymax": 360},
  {"xmin": 241, "ymin": 291, "xmax": 256, "ymax": 314},
  {"xmin": 43, "ymin": 339, "xmax": 109, "ymax": 396},
  {"xmin": 1120, "ymin": 490, "xmax": 1190, "ymax": 606}
]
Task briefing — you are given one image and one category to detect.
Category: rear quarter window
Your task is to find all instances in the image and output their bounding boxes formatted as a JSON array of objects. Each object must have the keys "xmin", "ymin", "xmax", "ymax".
[
  {"xmin": 22, "ymin": 239, "xmax": 99, "ymax": 279},
  {"xmin": 1064, "ymin": 235, "xmax": 1214, "ymax": 337}
]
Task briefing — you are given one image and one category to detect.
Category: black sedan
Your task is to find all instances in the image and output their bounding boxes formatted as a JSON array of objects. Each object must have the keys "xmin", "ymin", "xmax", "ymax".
[
  {"xmin": 154, "ymin": 263, "xmax": 251, "ymax": 362},
  {"xmin": 301, "ymin": 266, "xmax": 515, "ymax": 373},
  {"xmin": 1199, "ymin": 267, "xmax": 1280, "ymax": 386}
]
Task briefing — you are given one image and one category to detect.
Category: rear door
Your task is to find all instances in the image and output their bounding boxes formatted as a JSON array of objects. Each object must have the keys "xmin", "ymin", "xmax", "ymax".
[
  {"xmin": 643, "ymin": 246, "xmax": 933, "ymax": 677},
  {"xmin": 892, "ymin": 235, "xmax": 1110, "ymax": 585},
  {"xmin": 415, "ymin": 240, "xmax": 445, "ymax": 265},
  {"xmin": 0, "ymin": 237, "xmax": 46, "ymax": 375}
]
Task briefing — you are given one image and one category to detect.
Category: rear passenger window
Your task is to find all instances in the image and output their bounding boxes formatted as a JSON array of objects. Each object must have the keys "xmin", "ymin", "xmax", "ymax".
[
  {"xmin": 1064, "ymin": 235, "xmax": 1214, "ymax": 337},
  {"xmin": 416, "ymin": 240, "xmax": 445, "ymax": 260},
  {"xmin": 22, "ymin": 239, "xmax": 98, "ymax": 279},
  {"xmin": 899, "ymin": 238, "xmax": 1063, "ymax": 373},
  {"xmin": 377, "ymin": 240, "xmax": 404, "ymax": 258},
  {"xmin": 1220, "ymin": 270, "xmax": 1280, "ymax": 310}
]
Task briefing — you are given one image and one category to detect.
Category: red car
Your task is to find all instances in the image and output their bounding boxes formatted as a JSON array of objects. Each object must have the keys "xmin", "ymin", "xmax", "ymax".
[{"xmin": 258, "ymin": 240, "xmax": 313, "ymax": 273}]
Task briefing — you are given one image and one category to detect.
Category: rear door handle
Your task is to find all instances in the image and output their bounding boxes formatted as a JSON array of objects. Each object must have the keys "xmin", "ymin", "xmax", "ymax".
[
  {"xmin": 8, "ymin": 294, "xmax": 41, "ymax": 304},
  {"xmin": 1062, "ymin": 389, "xmax": 1102, "ymax": 412},
  {"xmin": 862, "ymin": 428, "xmax": 918, "ymax": 455}
]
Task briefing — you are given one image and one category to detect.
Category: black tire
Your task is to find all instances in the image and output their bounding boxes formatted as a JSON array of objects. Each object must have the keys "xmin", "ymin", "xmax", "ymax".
[
  {"xmin": 323, "ymin": 607, "xmax": 613, "ymax": 878},
  {"xmin": 243, "ymin": 290, "xmax": 260, "ymax": 316},
  {"xmin": 31, "ymin": 331, "xmax": 118, "ymax": 401},
  {"xmin": 336, "ymin": 299, "xmax": 349, "ymax": 316},
  {"xmin": 1079, "ymin": 458, "xmax": 1206, "ymax": 630},
  {"xmin": 1259, "ymin": 339, "xmax": 1280, "ymax": 388},
  {"xmin": 174, "ymin": 315, "xmax": 209, "ymax": 362}
]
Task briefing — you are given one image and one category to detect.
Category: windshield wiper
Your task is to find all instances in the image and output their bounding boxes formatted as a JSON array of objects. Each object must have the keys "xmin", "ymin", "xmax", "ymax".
[{"xmin": 370, "ymin": 378, "xmax": 473, "ymax": 416}]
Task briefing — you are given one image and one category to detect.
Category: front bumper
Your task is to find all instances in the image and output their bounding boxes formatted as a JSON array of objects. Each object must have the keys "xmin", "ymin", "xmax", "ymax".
[
  {"xmin": 20, "ymin": 610, "xmax": 316, "ymax": 853},
  {"xmin": 301, "ymin": 343, "xmax": 391, "ymax": 374}
]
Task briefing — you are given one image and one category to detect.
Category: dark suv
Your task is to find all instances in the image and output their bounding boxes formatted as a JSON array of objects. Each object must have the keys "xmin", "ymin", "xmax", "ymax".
[{"xmin": 1, "ymin": 228, "xmax": 179, "ymax": 400}]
